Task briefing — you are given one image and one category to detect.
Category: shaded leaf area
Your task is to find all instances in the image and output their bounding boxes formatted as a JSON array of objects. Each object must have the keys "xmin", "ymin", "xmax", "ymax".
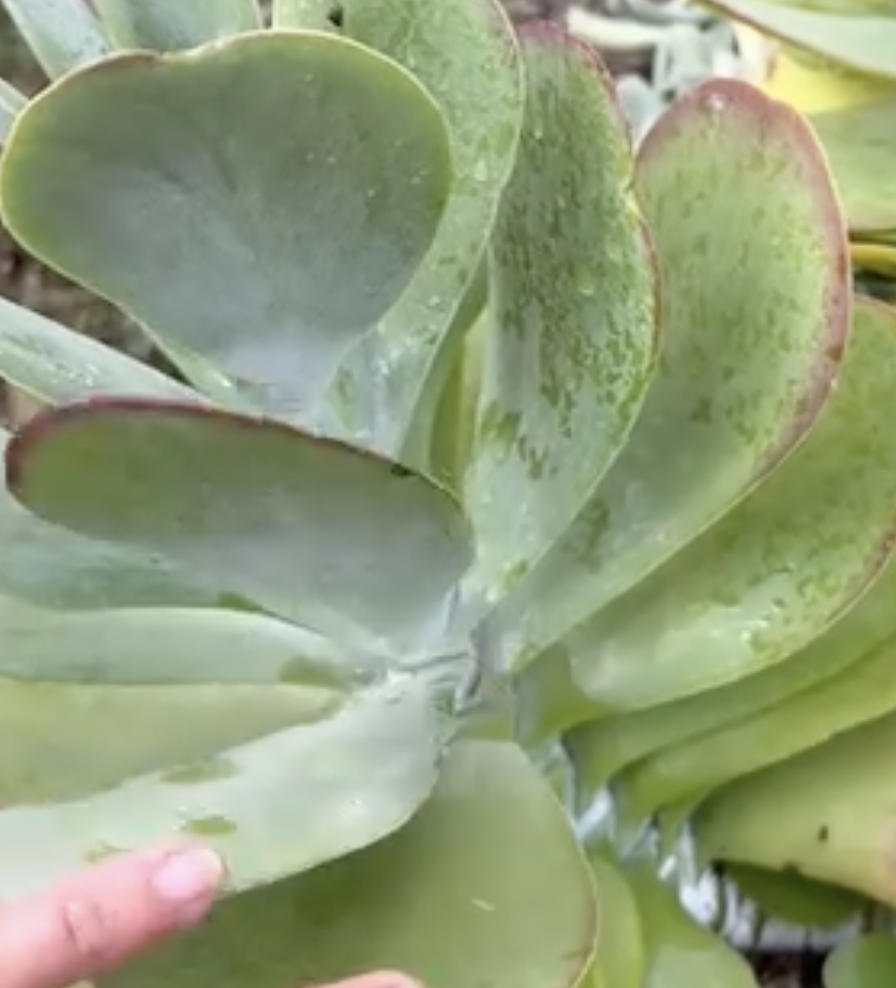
[
  {"xmin": 101, "ymin": 742, "xmax": 597, "ymax": 988},
  {"xmin": 487, "ymin": 76, "xmax": 848, "ymax": 670},
  {"xmin": 0, "ymin": 674, "xmax": 444, "ymax": 897},
  {"xmin": 318, "ymin": 0, "xmax": 525, "ymax": 464},
  {"xmin": 0, "ymin": 30, "xmax": 452, "ymax": 424},
  {"xmin": 694, "ymin": 709, "xmax": 896, "ymax": 910},
  {"xmin": 463, "ymin": 23, "xmax": 658, "ymax": 610},
  {"xmin": 5, "ymin": 400, "xmax": 473, "ymax": 653},
  {"xmin": 823, "ymin": 933, "xmax": 896, "ymax": 988}
]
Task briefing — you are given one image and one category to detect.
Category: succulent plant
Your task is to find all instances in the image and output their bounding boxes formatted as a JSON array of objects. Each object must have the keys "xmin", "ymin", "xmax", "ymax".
[{"xmin": 0, "ymin": 1, "xmax": 895, "ymax": 986}]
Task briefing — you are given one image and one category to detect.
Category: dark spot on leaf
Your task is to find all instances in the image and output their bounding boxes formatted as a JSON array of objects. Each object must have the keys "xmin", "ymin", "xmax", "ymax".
[
  {"xmin": 390, "ymin": 463, "xmax": 413, "ymax": 478},
  {"xmin": 327, "ymin": 3, "xmax": 344, "ymax": 28},
  {"xmin": 817, "ymin": 824, "xmax": 830, "ymax": 843}
]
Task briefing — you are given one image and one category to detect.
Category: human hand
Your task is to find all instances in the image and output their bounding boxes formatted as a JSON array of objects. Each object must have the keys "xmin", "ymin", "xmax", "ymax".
[{"xmin": 0, "ymin": 841, "xmax": 418, "ymax": 988}]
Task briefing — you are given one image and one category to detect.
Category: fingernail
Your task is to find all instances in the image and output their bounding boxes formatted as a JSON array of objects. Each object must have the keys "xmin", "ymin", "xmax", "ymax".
[{"xmin": 151, "ymin": 847, "xmax": 224, "ymax": 906}]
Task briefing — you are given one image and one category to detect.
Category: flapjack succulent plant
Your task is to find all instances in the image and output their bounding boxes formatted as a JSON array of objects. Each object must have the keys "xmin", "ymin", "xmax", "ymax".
[{"xmin": 0, "ymin": 1, "xmax": 895, "ymax": 986}]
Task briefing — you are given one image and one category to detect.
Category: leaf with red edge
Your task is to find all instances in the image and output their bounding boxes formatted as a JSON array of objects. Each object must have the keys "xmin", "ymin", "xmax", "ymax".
[{"xmin": 5, "ymin": 399, "xmax": 473, "ymax": 654}]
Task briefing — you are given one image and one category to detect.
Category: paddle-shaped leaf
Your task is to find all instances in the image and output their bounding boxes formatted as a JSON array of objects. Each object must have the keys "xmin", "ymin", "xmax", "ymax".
[
  {"xmin": 0, "ymin": 31, "xmax": 452, "ymax": 423},
  {"xmin": 485, "ymin": 77, "xmax": 848, "ymax": 669},
  {"xmin": 100, "ymin": 742, "xmax": 597, "ymax": 988},
  {"xmin": 321, "ymin": 0, "xmax": 524, "ymax": 461},
  {"xmin": 91, "ymin": 0, "xmax": 261, "ymax": 51},
  {"xmin": 5, "ymin": 400, "xmax": 473, "ymax": 652},
  {"xmin": 811, "ymin": 99, "xmax": 896, "ymax": 235},
  {"xmin": 0, "ymin": 673, "xmax": 443, "ymax": 897},
  {"xmin": 587, "ymin": 854, "xmax": 645, "ymax": 988},
  {"xmin": 463, "ymin": 23, "xmax": 658, "ymax": 607},
  {"xmin": 0, "ymin": 425, "xmax": 223, "ymax": 610},
  {"xmin": 694, "ymin": 709, "xmax": 896, "ymax": 908},
  {"xmin": 0, "ymin": 0, "xmax": 109, "ymax": 78},
  {"xmin": 559, "ymin": 294, "xmax": 896, "ymax": 711},
  {"xmin": 569, "ymin": 464, "xmax": 896, "ymax": 797},
  {"xmin": 704, "ymin": 1, "xmax": 896, "ymax": 81}
]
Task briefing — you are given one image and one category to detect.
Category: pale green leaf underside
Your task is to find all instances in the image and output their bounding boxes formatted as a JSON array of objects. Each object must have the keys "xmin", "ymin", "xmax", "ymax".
[
  {"xmin": 810, "ymin": 98, "xmax": 896, "ymax": 235},
  {"xmin": 0, "ymin": 295, "xmax": 200, "ymax": 407},
  {"xmin": 704, "ymin": 0, "xmax": 896, "ymax": 81},
  {"xmin": 0, "ymin": 31, "xmax": 452, "ymax": 424},
  {"xmin": 0, "ymin": 676, "xmax": 443, "ymax": 897},
  {"xmin": 487, "ymin": 78, "xmax": 848, "ymax": 668},
  {"xmin": 8, "ymin": 402, "xmax": 473, "ymax": 653},
  {"xmin": 0, "ymin": 0, "xmax": 110, "ymax": 79},
  {"xmin": 91, "ymin": 0, "xmax": 261, "ymax": 51},
  {"xmin": 564, "ymin": 296, "xmax": 896, "ymax": 711},
  {"xmin": 102, "ymin": 742, "xmax": 597, "ymax": 988},
  {"xmin": 464, "ymin": 24, "xmax": 658, "ymax": 609}
]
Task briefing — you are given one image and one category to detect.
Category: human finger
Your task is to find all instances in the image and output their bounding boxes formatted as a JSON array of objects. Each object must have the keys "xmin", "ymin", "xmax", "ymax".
[{"xmin": 0, "ymin": 840, "xmax": 223, "ymax": 988}]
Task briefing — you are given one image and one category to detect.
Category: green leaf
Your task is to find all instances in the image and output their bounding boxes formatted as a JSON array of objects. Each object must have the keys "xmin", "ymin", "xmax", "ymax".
[
  {"xmin": 101, "ymin": 741, "xmax": 598, "ymax": 988},
  {"xmin": 485, "ymin": 77, "xmax": 849, "ymax": 669},
  {"xmin": 0, "ymin": 31, "xmax": 452, "ymax": 424},
  {"xmin": 462, "ymin": 24, "xmax": 658, "ymax": 609},
  {"xmin": 321, "ymin": 0, "xmax": 524, "ymax": 460},
  {"xmin": 91, "ymin": 0, "xmax": 261, "ymax": 51},
  {"xmin": 0, "ymin": 295, "xmax": 200, "ymax": 407},
  {"xmin": 0, "ymin": 595, "xmax": 369, "ymax": 687},
  {"xmin": 703, "ymin": 0, "xmax": 896, "ymax": 81},
  {"xmin": 0, "ymin": 0, "xmax": 109, "ymax": 79},
  {"xmin": 625, "ymin": 863, "xmax": 758, "ymax": 988},
  {"xmin": 810, "ymin": 99, "xmax": 896, "ymax": 235},
  {"xmin": 0, "ymin": 674, "xmax": 444, "ymax": 897},
  {"xmin": 587, "ymin": 854, "xmax": 645, "ymax": 988},
  {"xmin": 823, "ymin": 933, "xmax": 896, "ymax": 988},
  {"xmin": 558, "ymin": 294, "xmax": 896, "ymax": 712},
  {"xmin": 6, "ymin": 400, "xmax": 473, "ymax": 652},
  {"xmin": 693, "ymin": 709, "xmax": 896, "ymax": 907},
  {"xmin": 569, "ymin": 413, "xmax": 896, "ymax": 797},
  {"xmin": 724, "ymin": 864, "xmax": 864, "ymax": 930},
  {"xmin": 0, "ymin": 425, "xmax": 222, "ymax": 611}
]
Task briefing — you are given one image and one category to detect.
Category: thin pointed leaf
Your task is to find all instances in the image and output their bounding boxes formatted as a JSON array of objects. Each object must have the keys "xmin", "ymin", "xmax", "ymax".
[
  {"xmin": 0, "ymin": 76, "xmax": 25, "ymax": 142},
  {"xmin": 560, "ymin": 295, "xmax": 896, "ymax": 711},
  {"xmin": 810, "ymin": 99, "xmax": 896, "ymax": 235},
  {"xmin": 0, "ymin": 295, "xmax": 200, "ymax": 407},
  {"xmin": 694, "ymin": 709, "xmax": 896, "ymax": 908},
  {"xmin": 0, "ymin": 674, "xmax": 444, "ymax": 897},
  {"xmin": 0, "ymin": 32, "xmax": 452, "ymax": 424},
  {"xmin": 486, "ymin": 77, "xmax": 849, "ymax": 668},
  {"xmin": 6, "ymin": 400, "xmax": 473, "ymax": 652},
  {"xmin": 823, "ymin": 933, "xmax": 896, "ymax": 988},
  {"xmin": 101, "ymin": 742, "xmax": 598, "ymax": 988},
  {"xmin": 0, "ymin": 0, "xmax": 109, "ymax": 79},
  {"xmin": 321, "ymin": 0, "xmax": 524, "ymax": 460},
  {"xmin": 704, "ymin": 0, "xmax": 896, "ymax": 81},
  {"xmin": 463, "ymin": 24, "xmax": 658, "ymax": 609},
  {"xmin": 91, "ymin": 0, "xmax": 261, "ymax": 51}
]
